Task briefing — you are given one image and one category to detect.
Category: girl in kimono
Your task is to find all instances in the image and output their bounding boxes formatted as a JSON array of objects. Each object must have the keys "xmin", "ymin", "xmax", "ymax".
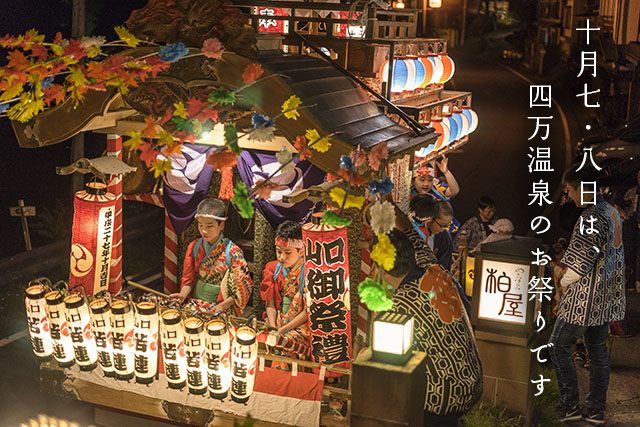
[
  {"xmin": 260, "ymin": 221, "xmax": 310, "ymax": 359},
  {"xmin": 171, "ymin": 198, "xmax": 253, "ymax": 316}
]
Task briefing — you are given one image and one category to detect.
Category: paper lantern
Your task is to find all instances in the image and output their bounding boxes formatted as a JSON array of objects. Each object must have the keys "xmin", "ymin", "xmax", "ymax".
[
  {"xmin": 453, "ymin": 107, "xmax": 470, "ymax": 138},
  {"xmin": 462, "ymin": 106, "xmax": 479, "ymax": 134},
  {"xmin": 231, "ymin": 325, "xmax": 258, "ymax": 403},
  {"xmin": 206, "ymin": 317, "xmax": 232, "ymax": 400},
  {"xmin": 45, "ymin": 290, "xmax": 75, "ymax": 367},
  {"xmin": 418, "ymin": 55, "xmax": 434, "ymax": 89},
  {"xmin": 184, "ymin": 317, "xmax": 208, "ymax": 395},
  {"xmin": 160, "ymin": 309, "xmax": 187, "ymax": 390},
  {"xmin": 134, "ymin": 301, "xmax": 159, "ymax": 384},
  {"xmin": 415, "ymin": 142, "xmax": 437, "ymax": 158},
  {"xmin": 372, "ymin": 312, "xmax": 414, "ymax": 365},
  {"xmin": 402, "ymin": 57, "xmax": 416, "ymax": 93},
  {"xmin": 69, "ymin": 182, "xmax": 116, "ymax": 296},
  {"xmin": 442, "ymin": 112, "xmax": 459, "ymax": 145},
  {"xmin": 302, "ymin": 222, "xmax": 352, "ymax": 376},
  {"xmin": 429, "ymin": 0, "xmax": 442, "ymax": 7},
  {"xmin": 408, "ymin": 56, "xmax": 426, "ymax": 92},
  {"xmin": 429, "ymin": 116, "xmax": 450, "ymax": 150},
  {"xmin": 427, "ymin": 53, "xmax": 444, "ymax": 85},
  {"xmin": 438, "ymin": 53, "xmax": 456, "ymax": 84},
  {"xmin": 447, "ymin": 111, "xmax": 464, "ymax": 141},
  {"xmin": 89, "ymin": 297, "xmax": 114, "ymax": 376},
  {"xmin": 110, "ymin": 299, "xmax": 136, "ymax": 380},
  {"xmin": 64, "ymin": 293, "xmax": 98, "ymax": 371},
  {"xmin": 380, "ymin": 58, "xmax": 408, "ymax": 93},
  {"xmin": 25, "ymin": 284, "xmax": 54, "ymax": 360}
]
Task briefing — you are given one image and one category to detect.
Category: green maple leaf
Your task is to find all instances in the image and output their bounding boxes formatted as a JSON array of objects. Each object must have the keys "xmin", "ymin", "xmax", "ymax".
[{"xmin": 208, "ymin": 87, "xmax": 236, "ymax": 105}]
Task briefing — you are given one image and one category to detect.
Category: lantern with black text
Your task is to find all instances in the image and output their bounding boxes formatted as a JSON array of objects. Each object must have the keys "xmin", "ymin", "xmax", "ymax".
[
  {"xmin": 205, "ymin": 317, "xmax": 231, "ymax": 400},
  {"xmin": 64, "ymin": 293, "xmax": 98, "ymax": 371},
  {"xmin": 303, "ymin": 222, "xmax": 352, "ymax": 375},
  {"xmin": 110, "ymin": 300, "xmax": 136, "ymax": 380},
  {"xmin": 69, "ymin": 182, "xmax": 116, "ymax": 296},
  {"xmin": 231, "ymin": 326, "xmax": 258, "ymax": 403},
  {"xmin": 372, "ymin": 311, "xmax": 414, "ymax": 366},
  {"xmin": 184, "ymin": 317, "xmax": 207, "ymax": 395},
  {"xmin": 45, "ymin": 290, "xmax": 75, "ymax": 367},
  {"xmin": 25, "ymin": 284, "xmax": 53, "ymax": 360},
  {"xmin": 134, "ymin": 301, "xmax": 159, "ymax": 384},
  {"xmin": 160, "ymin": 309, "xmax": 187, "ymax": 389},
  {"xmin": 89, "ymin": 297, "xmax": 114, "ymax": 376}
]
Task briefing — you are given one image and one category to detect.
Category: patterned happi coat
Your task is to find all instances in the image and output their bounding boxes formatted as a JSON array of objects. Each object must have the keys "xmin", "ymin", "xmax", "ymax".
[
  {"xmin": 392, "ymin": 264, "xmax": 482, "ymax": 416},
  {"xmin": 559, "ymin": 195, "xmax": 625, "ymax": 326},
  {"xmin": 260, "ymin": 257, "xmax": 310, "ymax": 357},
  {"xmin": 181, "ymin": 236, "xmax": 253, "ymax": 316}
]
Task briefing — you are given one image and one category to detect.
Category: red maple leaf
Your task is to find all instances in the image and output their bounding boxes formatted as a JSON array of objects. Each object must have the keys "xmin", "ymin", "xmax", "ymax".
[
  {"xmin": 175, "ymin": 131, "xmax": 196, "ymax": 144},
  {"xmin": 162, "ymin": 142, "xmax": 183, "ymax": 157},
  {"xmin": 206, "ymin": 149, "xmax": 237, "ymax": 171},
  {"xmin": 86, "ymin": 62, "xmax": 107, "ymax": 81},
  {"xmin": 63, "ymin": 39, "xmax": 87, "ymax": 62},
  {"xmin": 30, "ymin": 44, "xmax": 49, "ymax": 61},
  {"xmin": 186, "ymin": 97, "xmax": 208, "ymax": 117},
  {"xmin": 252, "ymin": 179, "xmax": 280, "ymax": 200},
  {"xmin": 337, "ymin": 169, "xmax": 366, "ymax": 186},
  {"xmin": 138, "ymin": 142, "xmax": 159, "ymax": 167},
  {"xmin": 54, "ymin": 32, "xmax": 64, "ymax": 45},
  {"xmin": 0, "ymin": 34, "xmax": 17, "ymax": 48},
  {"xmin": 142, "ymin": 116, "xmax": 158, "ymax": 138},
  {"xmin": 43, "ymin": 84, "xmax": 65, "ymax": 106},
  {"xmin": 160, "ymin": 108, "xmax": 174, "ymax": 125},
  {"xmin": 6, "ymin": 50, "xmax": 29, "ymax": 69},
  {"xmin": 144, "ymin": 56, "xmax": 171, "ymax": 78},
  {"xmin": 242, "ymin": 63, "xmax": 264, "ymax": 84}
]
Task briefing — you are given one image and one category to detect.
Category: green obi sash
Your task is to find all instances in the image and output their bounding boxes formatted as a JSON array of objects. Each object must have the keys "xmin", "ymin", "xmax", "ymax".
[
  {"xmin": 282, "ymin": 295, "xmax": 294, "ymax": 316},
  {"xmin": 193, "ymin": 279, "xmax": 221, "ymax": 304}
]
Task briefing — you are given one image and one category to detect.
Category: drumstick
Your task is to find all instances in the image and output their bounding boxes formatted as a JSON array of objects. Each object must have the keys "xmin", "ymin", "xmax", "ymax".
[{"xmin": 126, "ymin": 279, "xmax": 173, "ymax": 299}]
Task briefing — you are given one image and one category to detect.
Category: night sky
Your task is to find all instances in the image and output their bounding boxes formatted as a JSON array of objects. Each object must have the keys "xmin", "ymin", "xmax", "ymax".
[{"xmin": 0, "ymin": 0, "xmax": 147, "ymax": 257}]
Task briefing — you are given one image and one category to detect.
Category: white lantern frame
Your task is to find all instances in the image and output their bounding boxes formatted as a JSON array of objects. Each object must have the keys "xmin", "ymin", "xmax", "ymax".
[
  {"xmin": 89, "ymin": 294, "xmax": 115, "ymax": 377},
  {"xmin": 64, "ymin": 290, "xmax": 99, "ymax": 371},
  {"xmin": 160, "ymin": 309, "xmax": 188, "ymax": 390},
  {"xmin": 184, "ymin": 317, "xmax": 208, "ymax": 395},
  {"xmin": 231, "ymin": 325, "xmax": 258, "ymax": 404},
  {"xmin": 134, "ymin": 300, "xmax": 159, "ymax": 384},
  {"xmin": 110, "ymin": 299, "xmax": 136, "ymax": 381},
  {"xmin": 25, "ymin": 282, "xmax": 54, "ymax": 361},
  {"xmin": 45, "ymin": 289, "xmax": 75, "ymax": 368},
  {"xmin": 205, "ymin": 317, "xmax": 232, "ymax": 400}
]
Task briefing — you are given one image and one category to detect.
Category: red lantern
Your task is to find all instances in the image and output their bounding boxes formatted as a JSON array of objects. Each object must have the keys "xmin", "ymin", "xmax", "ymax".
[
  {"xmin": 438, "ymin": 53, "xmax": 456, "ymax": 84},
  {"xmin": 70, "ymin": 182, "xmax": 116, "ymax": 296},
  {"xmin": 429, "ymin": 116, "xmax": 450, "ymax": 150},
  {"xmin": 302, "ymin": 220, "xmax": 352, "ymax": 376},
  {"xmin": 418, "ymin": 55, "xmax": 434, "ymax": 90}
]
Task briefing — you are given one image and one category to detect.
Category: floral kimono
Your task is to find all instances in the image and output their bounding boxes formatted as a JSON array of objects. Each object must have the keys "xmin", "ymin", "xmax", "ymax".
[
  {"xmin": 260, "ymin": 257, "xmax": 310, "ymax": 358},
  {"xmin": 181, "ymin": 234, "xmax": 253, "ymax": 316}
]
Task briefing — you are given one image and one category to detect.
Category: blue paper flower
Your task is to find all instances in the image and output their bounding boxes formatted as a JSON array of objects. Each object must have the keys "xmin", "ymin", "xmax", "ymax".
[
  {"xmin": 368, "ymin": 177, "xmax": 395, "ymax": 196},
  {"xmin": 251, "ymin": 112, "xmax": 274, "ymax": 129},
  {"xmin": 158, "ymin": 42, "xmax": 188, "ymax": 63},
  {"xmin": 41, "ymin": 76, "xmax": 54, "ymax": 90},
  {"xmin": 0, "ymin": 103, "xmax": 9, "ymax": 114},
  {"xmin": 340, "ymin": 155, "xmax": 354, "ymax": 171}
]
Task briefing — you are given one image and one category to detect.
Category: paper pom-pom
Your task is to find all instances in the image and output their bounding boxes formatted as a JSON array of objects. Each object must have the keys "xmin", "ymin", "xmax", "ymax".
[
  {"xmin": 358, "ymin": 278, "xmax": 393, "ymax": 312},
  {"xmin": 321, "ymin": 210, "xmax": 352, "ymax": 226}
]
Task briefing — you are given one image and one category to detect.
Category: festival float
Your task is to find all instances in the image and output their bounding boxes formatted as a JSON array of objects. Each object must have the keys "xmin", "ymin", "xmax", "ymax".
[{"xmin": 5, "ymin": 0, "xmax": 479, "ymax": 425}]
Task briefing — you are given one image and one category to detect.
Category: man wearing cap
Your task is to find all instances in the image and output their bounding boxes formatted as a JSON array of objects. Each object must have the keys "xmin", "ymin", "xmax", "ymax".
[{"xmin": 171, "ymin": 198, "xmax": 253, "ymax": 316}]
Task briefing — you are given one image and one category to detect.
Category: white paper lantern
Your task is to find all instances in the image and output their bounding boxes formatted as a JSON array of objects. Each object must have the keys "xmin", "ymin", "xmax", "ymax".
[
  {"xmin": 89, "ymin": 297, "xmax": 115, "ymax": 376},
  {"xmin": 45, "ymin": 290, "xmax": 75, "ymax": 367},
  {"xmin": 110, "ymin": 299, "xmax": 136, "ymax": 380},
  {"xmin": 25, "ymin": 284, "xmax": 54, "ymax": 360},
  {"xmin": 64, "ymin": 293, "xmax": 98, "ymax": 371},
  {"xmin": 134, "ymin": 301, "xmax": 159, "ymax": 384},
  {"xmin": 160, "ymin": 309, "xmax": 187, "ymax": 389},
  {"xmin": 205, "ymin": 318, "xmax": 232, "ymax": 400},
  {"xmin": 184, "ymin": 317, "xmax": 208, "ymax": 395},
  {"xmin": 231, "ymin": 326, "xmax": 258, "ymax": 403}
]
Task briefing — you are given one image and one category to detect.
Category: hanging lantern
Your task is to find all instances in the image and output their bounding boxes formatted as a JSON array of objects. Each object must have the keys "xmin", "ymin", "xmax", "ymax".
[
  {"xmin": 69, "ymin": 182, "xmax": 116, "ymax": 297},
  {"xmin": 64, "ymin": 293, "xmax": 98, "ymax": 371},
  {"xmin": 380, "ymin": 57, "xmax": 408, "ymax": 94},
  {"xmin": 438, "ymin": 53, "xmax": 456, "ymax": 84},
  {"xmin": 427, "ymin": 53, "xmax": 444, "ymax": 85},
  {"xmin": 89, "ymin": 297, "xmax": 114, "ymax": 376},
  {"xmin": 418, "ymin": 54, "xmax": 434, "ymax": 89},
  {"xmin": 429, "ymin": 116, "xmax": 451, "ymax": 150},
  {"xmin": 453, "ymin": 107, "xmax": 470, "ymax": 138},
  {"xmin": 205, "ymin": 317, "xmax": 232, "ymax": 400},
  {"xmin": 415, "ymin": 142, "xmax": 436, "ymax": 158},
  {"xmin": 429, "ymin": 0, "xmax": 442, "ymax": 8},
  {"xmin": 160, "ymin": 309, "xmax": 187, "ymax": 390},
  {"xmin": 110, "ymin": 299, "xmax": 136, "ymax": 381},
  {"xmin": 442, "ymin": 112, "xmax": 459, "ymax": 145},
  {"xmin": 184, "ymin": 317, "xmax": 207, "ymax": 395},
  {"xmin": 45, "ymin": 290, "xmax": 75, "ymax": 367},
  {"xmin": 448, "ymin": 110, "xmax": 465, "ymax": 141},
  {"xmin": 408, "ymin": 56, "xmax": 425, "ymax": 93},
  {"xmin": 134, "ymin": 300, "xmax": 159, "ymax": 384},
  {"xmin": 462, "ymin": 106, "xmax": 479, "ymax": 135},
  {"xmin": 231, "ymin": 325, "xmax": 258, "ymax": 403},
  {"xmin": 25, "ymin": 284, "xmax": 54, "ymax": 360},
  {"xmin": 401, "ymin": 56, "xmax": 416, "ymax": 93}
]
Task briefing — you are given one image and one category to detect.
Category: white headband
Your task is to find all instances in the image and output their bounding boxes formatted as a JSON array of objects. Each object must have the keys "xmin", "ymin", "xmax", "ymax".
[{"xmin": 195, "ymin": 214, "xmax": 227, "ymax": 221}]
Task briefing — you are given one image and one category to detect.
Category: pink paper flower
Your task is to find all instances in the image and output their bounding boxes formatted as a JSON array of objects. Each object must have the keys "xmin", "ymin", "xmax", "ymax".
[{"xmin": 202, "ymin": 38, "xmax": 223, "ymax": 59}]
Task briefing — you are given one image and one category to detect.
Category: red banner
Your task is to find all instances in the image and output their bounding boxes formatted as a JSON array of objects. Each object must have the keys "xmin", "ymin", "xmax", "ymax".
[
  {"xmin": 69, "ymin": 189, "xmax": 116, "ymax": 296},
  {"xmin": 302, "ymin": 223, "xmax": 351, "ymax": 376},
  {"xmin": 256, "ymin": 7, "xmax": 289, "ymax": 33}
]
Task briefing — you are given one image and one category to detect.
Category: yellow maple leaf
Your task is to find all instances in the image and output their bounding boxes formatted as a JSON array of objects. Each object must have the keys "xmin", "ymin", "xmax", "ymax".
[
  {"xmin": 329, "ymin": 187, "xmax": 365, "ymax": 209},
  {"xmin": 26, "ymin": 29, "xmax": 45, "ymax": 46},
  {"xmin": 149, "ymin": 159, "xmax": 173, "ymax": 178},
  {"xmin": 281, "ymin": 95, "xmax": 302, "ymax": 120},
  {"xmin": 114, "ymin": 26, "xmax": 141, "ymax": 48},
  {"xmin": 305, "ymin": 128, "xmax": 331, "ymax": 153},
  {"xmin": 157, "ymin": 130, "xmax": 174, "ymax": 146},
  {"xmin": 50, "ymin": 44, "xmax": 63, "ymax": 56},
  {"xmin": 87, "ymin": 46, "xmax": 104, "ymax": 59},
  {"xmin": 8, "ymin": 91, "xmax": 45, "ymax": 123},
  {"xmin": 66, "ymin": 67, "xmax": 88, "ymax": 88},
  {"xmin": 173, "ymin": 101, "xmax": 187, "ymax": 119},
  {"xmin": 0, "ymin": 82, "xmax": 24, "ymax": 102},
  {"xmin": 124, "ymin": 131, "xmax": 144, "ymax": 149}
]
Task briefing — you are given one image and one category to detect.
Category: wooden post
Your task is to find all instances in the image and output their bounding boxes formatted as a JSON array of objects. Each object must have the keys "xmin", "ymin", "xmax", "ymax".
[
  {"xmin": 10, "ymin": 200, "xmax": 35, "ymax": 251},
  {"xmin": 107, "ymin": 134, "xmax": 123, "ymax": 294}
]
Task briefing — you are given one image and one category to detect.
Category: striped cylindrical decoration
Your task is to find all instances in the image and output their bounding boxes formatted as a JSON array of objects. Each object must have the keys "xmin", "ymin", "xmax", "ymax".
[{"xmin": 107, "ymin": 134, "xmax": 123, "ymax": 295}]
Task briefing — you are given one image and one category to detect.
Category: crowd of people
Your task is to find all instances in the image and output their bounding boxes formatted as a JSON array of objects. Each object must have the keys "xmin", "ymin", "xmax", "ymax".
[{"xmin": 165, "ymin": 155, "xmax": 632, "ymax": 426}]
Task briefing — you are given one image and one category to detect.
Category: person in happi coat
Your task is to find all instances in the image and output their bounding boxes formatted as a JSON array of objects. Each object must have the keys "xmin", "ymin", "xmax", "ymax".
[
  {"xmin": 454, "ymin": 196, "xmax": 496, "ymax": 251},
  {"xmin": 548, "ymin": 164, "xmax": 625, "ymax": 425},
  {"xmin": 171, "ymin": 199, "xmax": 253, "ymax": 315},
  {"xmin": 260, "ymin": 221, "xmax": 310, "ymax": 358},
  {"xmin": 381, "ymin": 229, "xmax": 482, "ymax": 426}
]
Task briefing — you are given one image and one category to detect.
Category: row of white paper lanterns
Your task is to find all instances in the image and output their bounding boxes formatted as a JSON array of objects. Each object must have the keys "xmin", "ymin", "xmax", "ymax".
[
  {"xmin": 380, "ymin": 53, "xmax": 456, "ymax": 93},
  {"xmin": 415, "ymin": 106, "xmax": 479, "ymax": 157},
  {"xmin": 25, "ymin": 284, "xmax": 257, "ymax": 403}
]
